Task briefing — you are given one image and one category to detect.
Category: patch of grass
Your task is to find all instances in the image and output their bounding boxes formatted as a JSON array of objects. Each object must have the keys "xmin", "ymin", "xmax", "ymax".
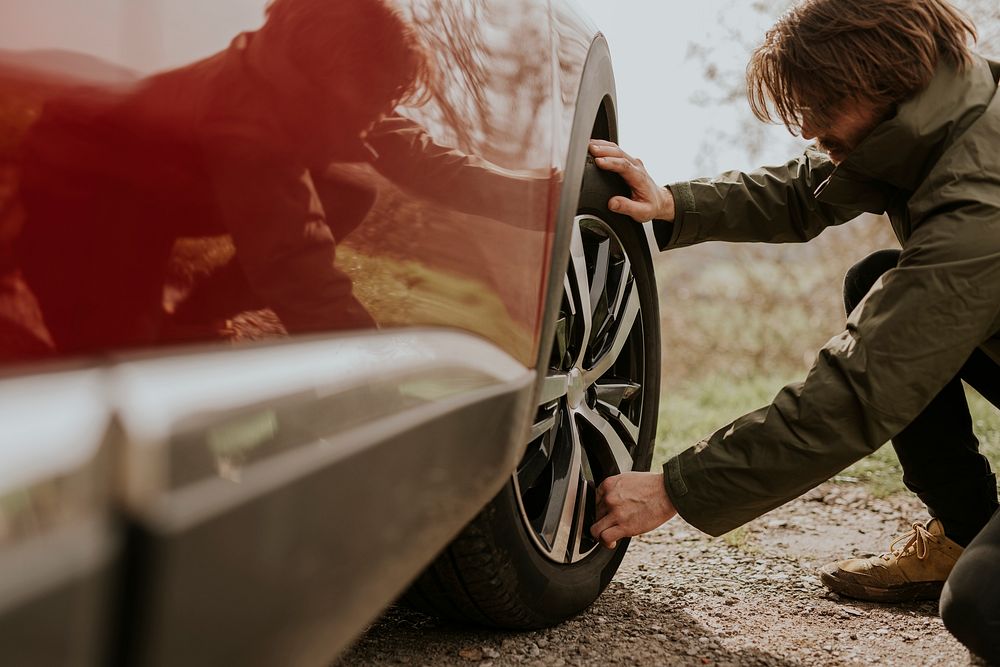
[
  {"xmin": 973, "ymin": 389, "xmax": 1000, "ymax": 453},
  {"xmin": 654, "ymin": 371, "xmax": 795, "ymax": 466},
  {"xmin": 721, "ymin": 525, "xmax": 752, "ymax": 550}
]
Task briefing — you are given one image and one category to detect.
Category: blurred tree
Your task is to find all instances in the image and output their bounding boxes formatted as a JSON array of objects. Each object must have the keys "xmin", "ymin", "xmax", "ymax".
[
  {"xmin": 956, "ymin": 0, "xmax": 1000, "ymax": 55},
  {"xmin": 686, "ymin": 0, "xmax": 998, "ymax": 171},
  {"xmin": 404, "ymin": 0, "xmax": 551, "ymax": 167}
]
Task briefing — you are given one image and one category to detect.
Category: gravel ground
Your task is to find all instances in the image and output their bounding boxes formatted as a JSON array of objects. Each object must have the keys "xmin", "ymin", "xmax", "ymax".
[{"xmin": 337, "ymin": 482, "xmax": 983, "ymax": 666}]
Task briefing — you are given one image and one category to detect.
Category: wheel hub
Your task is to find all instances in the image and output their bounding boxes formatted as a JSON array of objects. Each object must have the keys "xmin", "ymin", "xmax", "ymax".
[{"xmin": 567, "ymin": 368, "xmax": 585, "ymax": 409}]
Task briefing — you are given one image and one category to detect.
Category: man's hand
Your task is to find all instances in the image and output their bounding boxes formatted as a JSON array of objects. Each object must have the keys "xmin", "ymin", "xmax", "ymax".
[
  {"xmin": 588, "ymin": 140, "xmax": 675, "ymax": 222},
  {"xmin": 590, "ymin": 472, "xmax": 677, "ymax": 549}
]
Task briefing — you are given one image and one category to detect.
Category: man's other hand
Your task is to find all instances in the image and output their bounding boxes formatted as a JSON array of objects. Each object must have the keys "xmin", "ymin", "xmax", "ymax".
[
  {"xmin": 590, "ymin": 471, "xmax": 677, "ymax": 549},
  {"xmin": 588, "ymin": 140, "xmax": 675, "ymax": 223}
]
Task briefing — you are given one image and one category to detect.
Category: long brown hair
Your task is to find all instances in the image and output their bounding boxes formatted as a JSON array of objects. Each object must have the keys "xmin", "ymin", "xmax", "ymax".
[{"xmin": 747, "ymin": 0, "xmax": 978, "ymax": 132}]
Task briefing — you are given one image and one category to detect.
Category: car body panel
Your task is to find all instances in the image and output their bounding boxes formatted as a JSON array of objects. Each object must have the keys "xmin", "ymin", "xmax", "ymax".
[
  {"xmin": 109, "ymin": 331, "xmax": 535, "ymax": 665},
  {"xmin": 0, "ymin": 517, "xmax": 117, "ymax": 667},
  {"xmin": 0, "ymin": 0, "xmax": 557, "ymax": 366},
  {"xmin": 0, "ymin": 369, "xmax": 118, "ymax": 666},
  {"xmin": 0, "ymin": 331, "xmax": 536, "ymax": 665},
  {"xmin": 0, "ymin": 0, "xmax": 611, "ymax": 663},
  {"xmin": 534, "ymin": 2, "xmax": 620, "ymax": 391}
]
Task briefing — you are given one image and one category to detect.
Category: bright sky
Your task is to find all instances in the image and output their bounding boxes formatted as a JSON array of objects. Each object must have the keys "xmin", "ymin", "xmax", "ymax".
[{"xmin": 574, "ymin": 0, "xmax": 806, "ymax": 183}]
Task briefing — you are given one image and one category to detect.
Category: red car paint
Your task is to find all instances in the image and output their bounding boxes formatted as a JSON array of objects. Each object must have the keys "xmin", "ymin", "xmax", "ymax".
[{"xmin": 0, "ymin": 0, "xmax": 600, "ymax": 369}]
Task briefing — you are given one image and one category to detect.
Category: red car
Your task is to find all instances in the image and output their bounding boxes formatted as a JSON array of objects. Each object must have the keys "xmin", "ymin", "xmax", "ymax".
[{"xmin": 0, "ymin": 0, "xmax": 660, "ymax": 664}]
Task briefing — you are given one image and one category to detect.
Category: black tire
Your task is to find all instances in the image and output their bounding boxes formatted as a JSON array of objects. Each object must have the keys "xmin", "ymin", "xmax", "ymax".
[{"xmin": 403, "ymin": 155, "xmax": 661, "ymax": 628}]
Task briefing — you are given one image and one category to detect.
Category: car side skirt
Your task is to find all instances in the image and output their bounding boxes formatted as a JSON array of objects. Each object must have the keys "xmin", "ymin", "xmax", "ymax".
[{"xmin": 109, "ymin": 330, "xmax": 535, "ymax": 666}]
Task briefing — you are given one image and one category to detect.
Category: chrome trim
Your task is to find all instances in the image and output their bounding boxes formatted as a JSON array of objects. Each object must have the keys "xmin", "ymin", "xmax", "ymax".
[
  {"xmin": 110, "ymin": 329, "xmax": 532, "ymax": 516},
  {"xmin": 537, "ymin": 372, "xmax": 569, "ymax": 404},
  {"xmin": 0, "ymin": 369, "xmax": 111, "ymax": 546},
  {"xmin": 0, "ymin": 369, "xmax": 109, "ymax": 493}
]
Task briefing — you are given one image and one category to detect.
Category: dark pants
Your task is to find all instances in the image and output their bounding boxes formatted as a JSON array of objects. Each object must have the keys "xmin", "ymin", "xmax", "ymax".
[
  {"xmin": 846, "ymin": 250, "xmax": 1000, "ymax": 663},
  {"xmin": 941, "ymin": 509, "xmax": 1000, "ymax": 664}
]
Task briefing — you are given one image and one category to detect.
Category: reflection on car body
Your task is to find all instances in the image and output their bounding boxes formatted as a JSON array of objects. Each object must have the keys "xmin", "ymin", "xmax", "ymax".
[
  {"xmin": 0, "ymin": 0, "xmax": 652, "ymax": 664},
  {"xmin": 8, "ymin": 0, "xmax": 551, "ymax": 361}
]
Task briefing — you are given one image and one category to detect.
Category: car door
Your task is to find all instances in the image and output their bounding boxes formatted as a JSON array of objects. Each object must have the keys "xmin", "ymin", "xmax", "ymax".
[
  {"xmin": 110, "ymin": 332, "xmax": 534, "ymax": 666},
  {"xmin": 0, "ymin": 0, "xmax": 556, "ymax": 664}
]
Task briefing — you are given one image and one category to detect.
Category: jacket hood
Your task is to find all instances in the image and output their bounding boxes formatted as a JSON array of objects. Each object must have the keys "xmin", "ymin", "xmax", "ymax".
[{"xmin": 814, "ymin": 55, "xmax": 1000, "ymax": 212}]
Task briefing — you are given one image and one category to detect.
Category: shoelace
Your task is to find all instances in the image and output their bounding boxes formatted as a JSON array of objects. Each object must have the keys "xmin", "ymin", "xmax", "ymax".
[{"xmin": 882, "ymin": 522, "xmax": 936, "ymax": 561}]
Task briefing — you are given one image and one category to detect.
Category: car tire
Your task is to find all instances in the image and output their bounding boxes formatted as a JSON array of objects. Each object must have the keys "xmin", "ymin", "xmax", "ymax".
[{"xmin": 402, "ymin": 154, "xmax": 661, "ymax": 629}]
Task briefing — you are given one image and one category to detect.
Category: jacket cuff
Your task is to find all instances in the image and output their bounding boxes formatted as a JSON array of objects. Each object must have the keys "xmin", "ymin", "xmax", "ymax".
[
  {"xmin": 657, "ymin": 182, "xmax": 701, "ymax": 249},
  {"xmin": 651, "ymin": 219, "xmax": 675, "ymax": 250},
  {"xmin": 651, "ymin": 183, "xmax": 684, "ymax": 251},
  {"xmin": 662, "ymin": 450, "xmax": 727, "ymax": 537}
]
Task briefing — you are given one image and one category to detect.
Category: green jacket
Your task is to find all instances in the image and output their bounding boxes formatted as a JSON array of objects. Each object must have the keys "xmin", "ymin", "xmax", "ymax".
[{"xmin": 656, "ymin": 55, "xmax": 1000, "ymax": 536}]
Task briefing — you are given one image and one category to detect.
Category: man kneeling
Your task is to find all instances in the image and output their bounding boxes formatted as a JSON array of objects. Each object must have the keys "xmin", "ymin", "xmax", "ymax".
[{"xmin": 589, "ymin": 0, "xmax": 1000, "ymax": 661}]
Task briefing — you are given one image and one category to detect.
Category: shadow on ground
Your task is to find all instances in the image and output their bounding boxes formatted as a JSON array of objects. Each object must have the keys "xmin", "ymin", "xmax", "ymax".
[
  {"xmin": 338, "ymin": 585, "xmax": 797, "ymax": 667},
  {"xmin": 337, "ymin": 483, "xmax": 974, "ymax": 666}
]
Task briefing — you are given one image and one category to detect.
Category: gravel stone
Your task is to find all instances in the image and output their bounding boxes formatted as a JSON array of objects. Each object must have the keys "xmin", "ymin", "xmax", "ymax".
[
  {"xmin": 458, "ymin": 648, "xmax": 482, "ymax": 662},
  {"xmin": 336, "ymin": 482, "xmax": 972, "ymax": 666}
]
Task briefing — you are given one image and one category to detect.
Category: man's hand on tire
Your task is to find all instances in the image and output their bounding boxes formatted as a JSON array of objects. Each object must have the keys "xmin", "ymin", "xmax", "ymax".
[
  {"xmin": 588, "ymin": 140, "xmax": 675, "ymax": 223},
  {"xmin": 591, "ymin": 471, "xmax": 678, "ymax": 549}
]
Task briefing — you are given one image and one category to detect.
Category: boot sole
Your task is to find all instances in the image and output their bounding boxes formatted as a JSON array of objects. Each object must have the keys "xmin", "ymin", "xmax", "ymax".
[{"xmin": 819, "ymin": 569, "xmax": 944, "ymax": 603}]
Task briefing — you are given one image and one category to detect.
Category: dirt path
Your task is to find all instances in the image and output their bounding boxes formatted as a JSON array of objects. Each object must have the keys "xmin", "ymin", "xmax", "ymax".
[{"xmin": 337, "ymin": 482, "xmax": 979, "ymax": 666}]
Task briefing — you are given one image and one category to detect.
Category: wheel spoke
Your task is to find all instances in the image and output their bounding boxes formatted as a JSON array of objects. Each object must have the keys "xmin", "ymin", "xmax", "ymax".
[
  {"xmin": 590, "ymin": 240, "xmax": 620, "ymax": 348},
  {"xmin": 563, "ymin": 274, "xmax": 574, "ymax": 313},
  {"xmin": 568, "ymin": 221, "xmax": 593, "ymax": 368},
  {"xmin": 516, "ymin": 441, "xmax": 549, "ymax": 490},
  {"xmin": 589, "ymin": 238, "xmax": 610, "ymax": 311},
  {"xmin": 596, "ymin": 400, "xmax": 640, "ymax": 445},
  {"xmin": 519, "ymin": 407, "xmax": 562, "ymax": 490},
  {"xmin": 609, "ymin": 255, "xmax": 632, "ymax": 322},
  {"xmin": 569, "ymin": 472, "xmax": 594, "ymax": 561},
  {"xmin": 593, "ymin": 380, "xmax": 641, "ymax": 409},
  {"xmin": 584, "ymin": 283, "xmax": 640, "ymax": 385},
  {"xmin": 576, "ymin": 403, "xmax": 634, "ymax": 475},
  {"xmin": 540, "ymin": 414, "xmax": 583, "ymax": 555},
  {"xmin": 552, "ymin": 316, "xmax": 569, "ymax": 368},
  {"xmin": 519, "ymin": 404, "xmax": 563, "ymax": 489},
  {"xmin": 528, "ymin": 410, "xmax": 559, "ymax": 441},
  {"xmin": 537, "ymin": 373, "xmax": 568, "ymax": 405}
]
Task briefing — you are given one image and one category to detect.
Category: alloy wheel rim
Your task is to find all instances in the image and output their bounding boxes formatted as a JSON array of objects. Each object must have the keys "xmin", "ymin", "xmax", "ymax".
[{"xmin": 513, "ymin": 214, "xmax": 646, "ymax": 564}]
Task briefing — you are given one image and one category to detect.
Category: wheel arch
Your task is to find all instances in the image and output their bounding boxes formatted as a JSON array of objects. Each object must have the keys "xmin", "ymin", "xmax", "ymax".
[
  {"xmin": 400, "ymin": 35, "xmax": 664, "ymax": 627},
  {"xmin": 534, "ymin": 33, "xmax": 620, "ymax": 402}
]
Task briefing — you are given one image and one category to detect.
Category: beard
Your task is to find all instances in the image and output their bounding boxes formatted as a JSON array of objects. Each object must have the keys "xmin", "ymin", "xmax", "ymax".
[
  {"xmin": 817, "ymin": 106, "xmax": 893, "ymax": 165},
  {"xmin": 817, "ymin": 138, "xmax": 849, "ymax": 164}
]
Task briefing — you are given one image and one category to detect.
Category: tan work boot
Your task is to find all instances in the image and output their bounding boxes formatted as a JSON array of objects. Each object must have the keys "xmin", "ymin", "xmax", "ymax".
[{"xmin": 819, "ymin": 519, "xmax": 964, "ymax": 603}]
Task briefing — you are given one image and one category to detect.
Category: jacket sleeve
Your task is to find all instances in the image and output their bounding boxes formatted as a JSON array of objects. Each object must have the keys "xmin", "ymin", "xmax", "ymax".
[
  {"xmin": 663, "ymin": 203, "xmax": 1000, "ymax": 536},
  {"xmin": 364, "ymin": 115, "xmax": 550, "ymax": 229},
  {"xmin": 652, "ymin": 149, "xmax": 863, "ymax": 251}
]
